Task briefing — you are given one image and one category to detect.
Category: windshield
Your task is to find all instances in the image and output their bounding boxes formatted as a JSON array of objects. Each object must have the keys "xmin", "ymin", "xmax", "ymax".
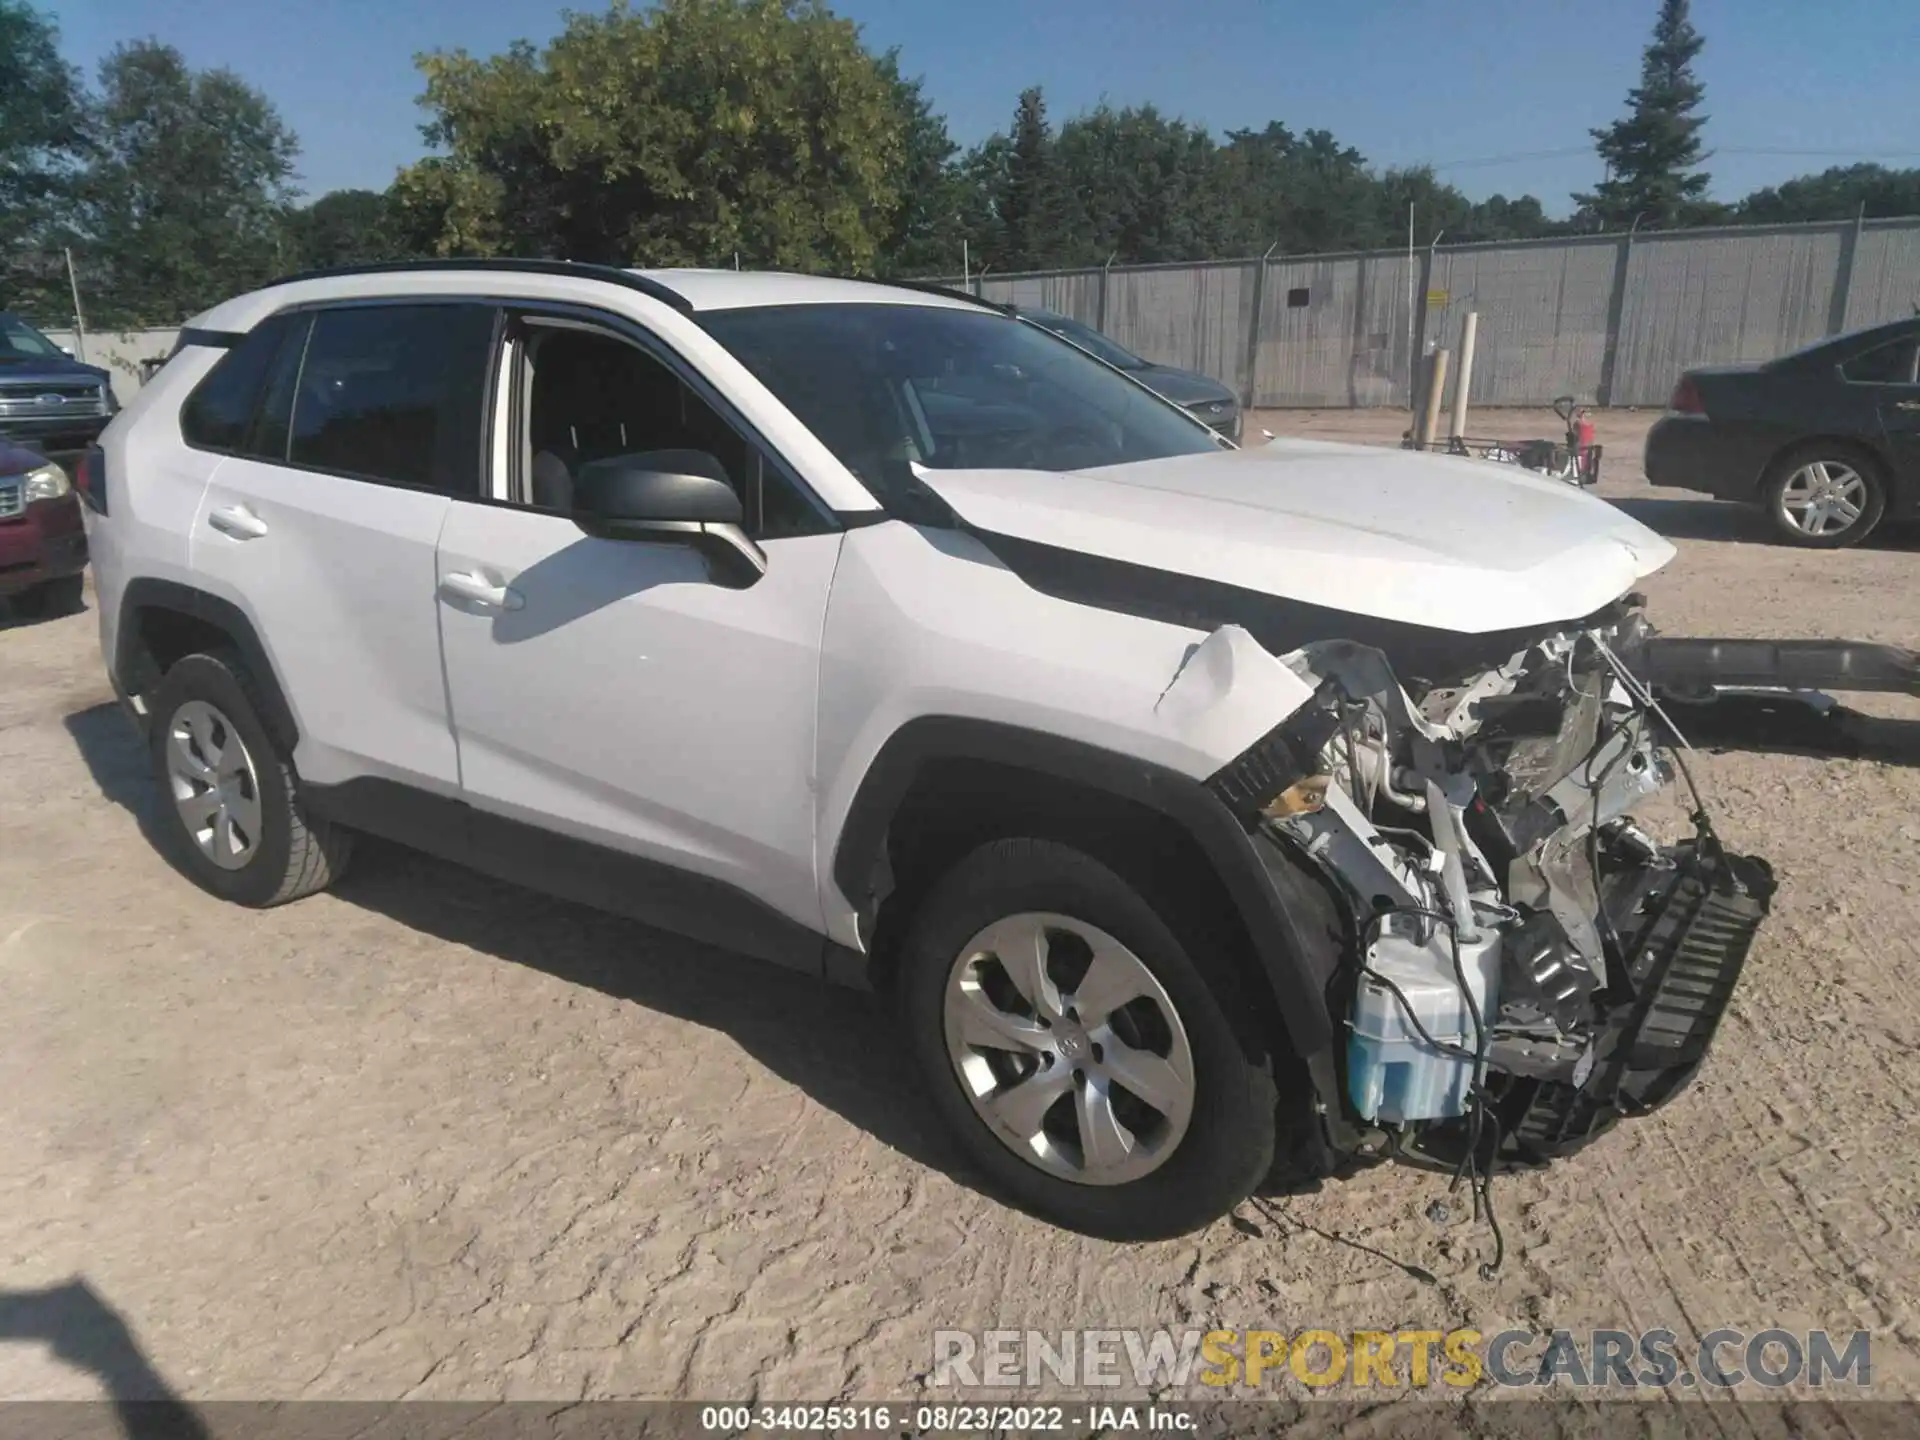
[
  {"xmin": 1029, "ymin": 311, "xmax": 1146, "ymax": 370},
  {"xmin": 0, "ymin": 314, "xmax": 65, "ymax": 360},
  {"xmin": 702, "ymin": 303, "xmax": 1219, "ymax": 503}
]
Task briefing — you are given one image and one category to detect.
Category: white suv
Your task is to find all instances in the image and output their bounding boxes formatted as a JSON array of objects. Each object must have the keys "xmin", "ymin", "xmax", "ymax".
[{"xmin": 84, "ymin": 260, "xmax": 1775, "ymax": 1242}]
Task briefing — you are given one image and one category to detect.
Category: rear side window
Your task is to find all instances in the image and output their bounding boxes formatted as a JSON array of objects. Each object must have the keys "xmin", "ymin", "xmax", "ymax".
[
  {"xmin": 179, "ymin": 315, "xmax": 299, "ymax": 452},
  {"xmin": 1842, "ymin": 336, "xmax": 1920, "ymax": 385},
  {"xmin": 287, "ymin": 304, "xmax": 496, "ymax": 493}
]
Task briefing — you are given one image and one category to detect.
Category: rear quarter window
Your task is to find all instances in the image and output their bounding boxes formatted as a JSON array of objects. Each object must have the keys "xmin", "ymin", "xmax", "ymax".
[{"xmin": 179, "ymin": 315, "xmax": 300, "ymax": 452}]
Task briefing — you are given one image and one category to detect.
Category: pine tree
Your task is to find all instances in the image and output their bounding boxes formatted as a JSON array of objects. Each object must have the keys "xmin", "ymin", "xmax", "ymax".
[
  {"xmin": 1575, "ymin": 0, "xmax": 1712, "ymax": 229},
  {"xmin": 999, "ymin": 87, "xmax": 1075, "ymax": 269}
]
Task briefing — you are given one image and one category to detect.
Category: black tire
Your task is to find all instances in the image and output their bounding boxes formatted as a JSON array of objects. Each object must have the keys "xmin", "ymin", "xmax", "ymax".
[
  {"xmin": 146, "ymin": 650, "xmax": 352, "ymax": 906},
  {"xmin": 12, "ymin": 572, "xmax": 85, "ymax": 619},
  {"xmin": 897, "ymin": 838, "xmax": 1279, "ymax": 1240},
  {"xmin": 1760, "ymin": 441, "xmax": 1888, "ymax": 549}
]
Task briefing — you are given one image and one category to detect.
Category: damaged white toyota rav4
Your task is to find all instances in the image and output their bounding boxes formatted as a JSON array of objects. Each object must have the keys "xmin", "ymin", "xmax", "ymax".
[{"xmin": 91, "ymin": 261, "xmax": 1900, "ymax": 1243}]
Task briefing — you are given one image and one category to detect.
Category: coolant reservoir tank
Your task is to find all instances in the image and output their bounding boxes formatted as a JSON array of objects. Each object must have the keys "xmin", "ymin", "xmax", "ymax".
[{"xmin": 1347, "ymin": 930, "xmax": 1501, "ymax": 1123}]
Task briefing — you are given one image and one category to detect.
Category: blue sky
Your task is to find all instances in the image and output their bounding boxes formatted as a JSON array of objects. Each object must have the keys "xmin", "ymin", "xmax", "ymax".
[{"xmin": 51, "ymin": 0, "xmax": 1920, "ymax": 217}]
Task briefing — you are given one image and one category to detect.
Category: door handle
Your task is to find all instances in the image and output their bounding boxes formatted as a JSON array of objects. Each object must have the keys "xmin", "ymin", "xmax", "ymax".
[
  {"xmin": 207, "ymin": 504, "xmax": 268, "ymax": 540},
  {"xmin": 1894, "ymin": 400, "xmax": 1920, "ymax": 412},
  {"xmin": 438, "ymin": 570, "xmax": 524, "ymax": 611}
]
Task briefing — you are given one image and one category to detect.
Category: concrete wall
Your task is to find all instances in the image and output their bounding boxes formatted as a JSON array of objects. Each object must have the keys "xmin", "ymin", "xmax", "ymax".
[
  {"xmin": 43, "ymin": 328, "xmax": 179, "ymax": 405},
  {"xmin": 968, "ymin": 216, "xmax": 1920, "ymax": 408}
]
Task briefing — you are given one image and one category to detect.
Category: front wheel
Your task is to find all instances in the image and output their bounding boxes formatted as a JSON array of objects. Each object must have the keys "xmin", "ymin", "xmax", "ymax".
[
  {"xmin": 897, "ymin": 838, "xmax": 1279, "ymax": 1239},
  {"xmin": 1762, "ymin": 445, "xmax": 1887, "ymax": 548}
]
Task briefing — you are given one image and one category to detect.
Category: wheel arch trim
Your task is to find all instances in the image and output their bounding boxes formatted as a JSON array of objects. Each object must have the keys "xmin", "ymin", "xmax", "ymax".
[
  {"xmin": 115, "ymin": 577, "xmax": 300, "ymax": 752},
  {"xmin": 830, "ymin": 714, "xmax": 1334, "ymax": 1056}
]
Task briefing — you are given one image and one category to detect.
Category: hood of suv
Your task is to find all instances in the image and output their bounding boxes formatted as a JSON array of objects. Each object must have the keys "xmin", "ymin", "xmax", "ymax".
[{"xmin": 914, "ymin": 437, "xmax": 1674, "ymax": 636}]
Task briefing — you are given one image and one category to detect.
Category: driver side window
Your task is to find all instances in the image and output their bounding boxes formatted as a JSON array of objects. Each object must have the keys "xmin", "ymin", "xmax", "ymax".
[{"xmin": 515, "ymin": 321, "xmax": 829, "ymax": 539}]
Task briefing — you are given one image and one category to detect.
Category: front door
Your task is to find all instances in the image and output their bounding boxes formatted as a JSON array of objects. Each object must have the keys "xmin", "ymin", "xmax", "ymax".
[
  {"xmin": 434, "ymin": 312, "xmax": 844, "ymax": 960},
  {"xmin": 1868, "ymin": 335, "xmax": 1920, "ymax": 494}
]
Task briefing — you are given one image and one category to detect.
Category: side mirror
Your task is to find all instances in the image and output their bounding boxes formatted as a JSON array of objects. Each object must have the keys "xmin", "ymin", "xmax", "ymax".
[{"xmin": 571, "ymin": 450, "xmax": 767, "ymax": 588}]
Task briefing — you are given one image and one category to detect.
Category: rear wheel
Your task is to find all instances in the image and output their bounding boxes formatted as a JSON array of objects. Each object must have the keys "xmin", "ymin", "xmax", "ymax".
[
  {"xmin": 1762, "ymin": 444, "xmax": 1887, "ymax": 548},
  {"xmin": 897, "ymin": 838, "xmax": 1279, "ymax": 1239},
  {"xmin": 147, "ymin": 651, "xmax": 352, "ymax": 906}
]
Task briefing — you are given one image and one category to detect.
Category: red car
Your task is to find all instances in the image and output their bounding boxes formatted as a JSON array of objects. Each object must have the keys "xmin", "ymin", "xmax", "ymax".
[{"xmin": 0, "ymin": 439, "xmax": 88, "ymax": 618}]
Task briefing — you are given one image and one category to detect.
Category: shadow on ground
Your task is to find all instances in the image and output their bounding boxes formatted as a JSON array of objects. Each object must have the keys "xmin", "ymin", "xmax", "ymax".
[
  {"xmin": 0, "ymin": 592, "xmax": 90, "ymax": 632},
  {"xmin": 0, "ymin": 1279, "xmax": 209, "ymax": 1437},
  {"xmin": 62, "ymin": 701, "xmax": 982, "ymax": 1206},
  {"xmin": 1609, "ymin": 495, "xmax": 1920, "ymax": 550}
]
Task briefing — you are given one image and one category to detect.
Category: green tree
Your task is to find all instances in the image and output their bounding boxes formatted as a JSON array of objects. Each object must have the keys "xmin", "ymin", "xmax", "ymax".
[
  {"xmin": 0, "ymin": 0, "xmax": 90, "ymax": 320},
  {"xmin": 81, "ymin": 41, "xmax": 299, "ymax": 325},
  {"xmin": 1054, "ymin": 104, "xmax": 1224, "ymax": 264},
  {"xmin": 282, "ymin": 188, "xmax": 406, "ymax": 272},
  {"xmin": 875, "ymin": 52, "xmax": 963, "ymax": 276},
  {"xmin": 1575, "ymin": 0, "xmax": 1713, "ymax": 229},
  {"xmin": 400, "ymin": 0, "xmax": 905, "ymax": 273},
  {"xmin": 998, "ymin": 87, "xmax": 1076, "ymax": 269},
  {"xmin": 950, "ymin": 133, "xmax": 1012, "ymax": 275},
  {"xmin": 1210, "ymin": 124, "xmax": 1377, "ymax": 255},
  {"xmin": 1735, "ymin": 164, "xmax": 1920, "ymax": 224}
]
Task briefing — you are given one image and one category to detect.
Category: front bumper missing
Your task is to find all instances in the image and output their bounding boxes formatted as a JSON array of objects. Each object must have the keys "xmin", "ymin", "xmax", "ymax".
[
  {"xmin": 1492, "ymin": 839, "xmax": 1774, "ymax": 1166},
  {"xmin": 1629, "ymin": 635, "xmax": 1920, "ymax": 767}
]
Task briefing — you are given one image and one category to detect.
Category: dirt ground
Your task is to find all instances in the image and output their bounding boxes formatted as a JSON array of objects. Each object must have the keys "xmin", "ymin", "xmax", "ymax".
[{"xmin": 3, "ymin": 408, "xmax": 1918, "ymax": 1413}]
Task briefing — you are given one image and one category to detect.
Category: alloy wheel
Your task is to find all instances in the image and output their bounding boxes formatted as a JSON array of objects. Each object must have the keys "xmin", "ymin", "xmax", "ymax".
[
  {"xmin": 942, "ymin": 912, "xmax": 1196, "ymax": 1186},
  {"xmin": 1779, "ymin": 461, "xmax": 1868, "ymax": 538}
]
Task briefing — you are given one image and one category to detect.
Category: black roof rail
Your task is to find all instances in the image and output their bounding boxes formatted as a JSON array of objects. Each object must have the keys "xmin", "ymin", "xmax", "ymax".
[
  {"xmin": 867, "ymin": 278, "xmax": 1013, "ymax": 313},
  {"xmin": 263, "ymin": 257, "xmax": 693, "ymax": 314}
]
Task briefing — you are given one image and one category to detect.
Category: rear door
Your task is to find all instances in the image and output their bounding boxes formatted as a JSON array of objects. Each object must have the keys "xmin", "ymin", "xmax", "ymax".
[{"xmin": 188, "ymin": 300, "xmax": 497, "ymax": 792}]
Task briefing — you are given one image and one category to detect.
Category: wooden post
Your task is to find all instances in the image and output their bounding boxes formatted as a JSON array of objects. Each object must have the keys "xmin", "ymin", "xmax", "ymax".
[
  {"xmin": 1418, "ymin": 349, "xmax": 1450, "ymax": 449},
  {"xmin": 1449, "ymin": 311, "xmax": 1478, "ymax": 440}
]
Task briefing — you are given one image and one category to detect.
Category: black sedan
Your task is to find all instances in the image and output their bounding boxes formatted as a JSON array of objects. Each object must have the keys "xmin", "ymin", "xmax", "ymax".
[
  {"xmin": 1021, "ymin": 308, "xmax": 1242, "ymax": 441},
  {"xmin": 1645, "ymin": 316, "xmax": 1920, "ymax": 547}
]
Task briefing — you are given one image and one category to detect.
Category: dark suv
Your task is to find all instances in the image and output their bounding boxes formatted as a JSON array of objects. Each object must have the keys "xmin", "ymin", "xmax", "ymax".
[{"xmin": 0, "ymin": 312, "xmax": 117, "ymax": 463}]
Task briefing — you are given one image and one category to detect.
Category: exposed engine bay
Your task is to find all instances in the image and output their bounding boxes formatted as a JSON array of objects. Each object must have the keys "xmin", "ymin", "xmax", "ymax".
[{"xmin": 1195, "ymin": 597, "xmax": 1814, "ymax": 1272}]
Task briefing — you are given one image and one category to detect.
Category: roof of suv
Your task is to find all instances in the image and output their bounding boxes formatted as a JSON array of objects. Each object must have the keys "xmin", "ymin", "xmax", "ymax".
[
  {"xmin": 179, "ymin": 261, "xmax": 1000, "ymax": 337},
  {"xmin": 630, "ymin": 268, "xmax": 983, "ymax": 313}
]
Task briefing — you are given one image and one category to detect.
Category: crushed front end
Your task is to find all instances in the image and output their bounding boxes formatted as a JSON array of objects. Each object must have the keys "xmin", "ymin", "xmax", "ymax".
[{"xmin": 1206, "ymin": 601, "xmax": 1776, "ymax": 1188}]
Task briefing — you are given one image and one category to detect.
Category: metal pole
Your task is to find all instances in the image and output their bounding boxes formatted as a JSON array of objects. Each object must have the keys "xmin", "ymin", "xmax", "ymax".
[
  {"xmin": 1419, "ymin": 349, "xmax": 1451, "ymax": 449},
  {"xmin": 63, "ymin": 247, "xmax": 89, "ymax": 364},
  {"xmin": 1241, "ymin": 241, "xmax": 1277, "ymax": 411},
  {"xmin": 1405, "ymin": 201, "xmax": 1415, "ymax": 411},
  {"xmin": 962, "ymin": 239, "xmax": 970, "ymax": 291},
  {"xmin": 1449, "ymin": 311, "xmax": 1478, "ymax": 440},
  {"xmin": 1098, "ymin": 252, "xmax": 1116, "ymax": 330}
]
